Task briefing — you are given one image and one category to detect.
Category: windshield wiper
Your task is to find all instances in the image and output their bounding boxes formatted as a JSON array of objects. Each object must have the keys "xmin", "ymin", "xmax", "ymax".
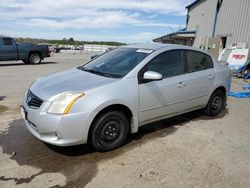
[{"xmin": 79, "ymin": 67, "xmax": 113, "ymax": 78}]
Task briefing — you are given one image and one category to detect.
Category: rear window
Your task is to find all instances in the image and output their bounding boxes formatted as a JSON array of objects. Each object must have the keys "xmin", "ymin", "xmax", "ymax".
[
  {"xmin": 186, "ymin": 50, "xmax": 213, "ymax": 72},
  {"xmin": 3, "ymin": 38, "xmax": 13, "ymax": 46}
]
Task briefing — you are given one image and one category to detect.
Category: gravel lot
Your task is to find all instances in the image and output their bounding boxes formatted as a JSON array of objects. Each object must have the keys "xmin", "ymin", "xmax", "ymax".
[{"xmin": 0, "ymin": 52, "xmax": 250, "ymax": 188}]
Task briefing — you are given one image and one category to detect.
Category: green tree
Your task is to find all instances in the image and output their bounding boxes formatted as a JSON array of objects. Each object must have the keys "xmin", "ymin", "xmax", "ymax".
[{"xmin": 68, "ymin": 37, "xmax": 74, "ymax": 45}]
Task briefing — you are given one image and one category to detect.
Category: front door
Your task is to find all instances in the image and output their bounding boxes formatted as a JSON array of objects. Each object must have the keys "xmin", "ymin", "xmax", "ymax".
[{"xmin": 138, "ymin": 50, "xmax": 188, "ymax": 124}]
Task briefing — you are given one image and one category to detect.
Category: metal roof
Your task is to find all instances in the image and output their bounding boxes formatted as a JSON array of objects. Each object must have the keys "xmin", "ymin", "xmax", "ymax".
[{"xmin": 153, "ymin": 29, "xmax": 196, "ymax": 42}]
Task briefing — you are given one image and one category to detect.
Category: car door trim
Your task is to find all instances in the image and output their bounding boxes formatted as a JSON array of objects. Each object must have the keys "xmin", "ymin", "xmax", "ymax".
[
  {"xmin": 141, "ymin": 99, "xmax": 185, "ymax": 112},
  {"xmin": 187, "ymin": 94, "xmax": 207, "ymax": 100},
  {"xmin": 141, "ymin": 105, "xmax": 164, "ymax": 112}
]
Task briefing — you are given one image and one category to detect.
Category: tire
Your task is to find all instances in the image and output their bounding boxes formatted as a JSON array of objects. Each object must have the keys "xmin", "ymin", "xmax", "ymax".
[
  {"xmin": 90, "ymin": 111, "xmax": 129, "ymax": 151},
  {"xmin": 204, "ymin": 90, "xmax": 226, "ymax": 116},
  {"xmin": 29, "ymin": 53, "xmax": 41, "ymax": 64},
  {"xmin": 22, "ymin": 59, "xmax": 30, "ymax": 64}
]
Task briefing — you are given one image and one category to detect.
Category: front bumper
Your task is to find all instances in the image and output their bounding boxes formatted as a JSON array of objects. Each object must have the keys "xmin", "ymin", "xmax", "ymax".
[{"xmin": 21, "ymin": 99, "xmax": 92, "ymax": 146}]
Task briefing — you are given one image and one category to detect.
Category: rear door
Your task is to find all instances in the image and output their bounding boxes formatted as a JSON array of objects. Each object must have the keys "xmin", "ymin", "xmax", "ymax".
[
  {"xmin": 138, "ymin": 50, "xmax": 189, "ymax": 124},
  {"xmin": 0, "ymin": 38, "xmax": 18, "ymax": 60},
  {"xmin": 184, "ymin": 50, "xmax": 215, "ymax": 110}
]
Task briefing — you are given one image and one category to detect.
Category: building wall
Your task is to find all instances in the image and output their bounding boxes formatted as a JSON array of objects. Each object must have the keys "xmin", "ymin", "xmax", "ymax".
[
  {"xmin": 215, "ymin": 0, "xmax": 250, "ymax": 48},
  {"xmin": 187, "ymin": 0, "xmax": 217, "ymax": 48}
]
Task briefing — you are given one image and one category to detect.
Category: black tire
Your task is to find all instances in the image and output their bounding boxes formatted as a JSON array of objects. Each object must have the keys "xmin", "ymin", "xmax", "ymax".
[
  {"xmin": 90, "ymin": 111, "xmax": 129, "ymax": 151},
  {"xmin": 29, "ymin": 53, "xmax": 41, "ymax": 64},
  {"xmin": 204, "ymin": 90, "xmax": 226, "ymax": 116},
  {"xmin": 22, "ymin": 59, "xmax": 30, "ymax": 64}
]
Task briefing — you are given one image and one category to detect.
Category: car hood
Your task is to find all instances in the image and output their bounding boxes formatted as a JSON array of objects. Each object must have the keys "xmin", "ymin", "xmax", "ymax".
[{"xmin": 30, "ymin": 68, "xmax": 118, "ymax": 101}]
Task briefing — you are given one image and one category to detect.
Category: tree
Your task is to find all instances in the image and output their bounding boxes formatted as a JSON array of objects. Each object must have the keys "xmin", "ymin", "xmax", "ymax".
[{"xmin": 68, "ymin": 37, "xmax": 74, "ymax": 45}]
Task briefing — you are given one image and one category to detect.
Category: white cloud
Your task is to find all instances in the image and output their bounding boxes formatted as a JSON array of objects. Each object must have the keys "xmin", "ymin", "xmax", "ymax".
[
  {"xmin": 18, "ymin": 13, "xmax": 184, "ymax": 30},
  {"xmin": 20, "ymin": 11, "xmax": 141, "ymax": 29},
  {"xmin": 1, "ymin": 0, "xmax": 193, "ymax": 17},
  {"xmin": 0, "ymin": 0, "xmax": 194, "ymax": 42},
  {"xmin": 0, "ymin": 0, "xmax": 192, "ymax": 24}
]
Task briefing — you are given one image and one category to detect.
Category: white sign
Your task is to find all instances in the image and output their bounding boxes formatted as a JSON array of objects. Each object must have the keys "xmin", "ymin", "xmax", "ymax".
[
  {"xmin": 219, "ymin": 48, "xmax": 249, "ymax": 70},
  {"xmin": 136, "ymin": 49, "xmax": 154, "ymax": 54}
]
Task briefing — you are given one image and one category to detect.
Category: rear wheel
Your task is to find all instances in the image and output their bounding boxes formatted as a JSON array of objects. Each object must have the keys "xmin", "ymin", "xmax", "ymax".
[
  {"xmin": 29, "ymin": 53, "xmax": 41, "ymax": 64},
  {"xmin": 90, "ymin": 111, "xmax": 129, "ymax": 151},
  {"xmin": 204, "ymin": 90, "xmax": 226, "ymax": 116}
]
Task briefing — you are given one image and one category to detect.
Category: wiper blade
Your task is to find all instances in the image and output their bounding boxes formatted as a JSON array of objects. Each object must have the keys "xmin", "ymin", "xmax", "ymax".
[
  {"xmin": 93, "ymin": 71, "xmax": 113, "ymax": 78},
  {"xmin": 80, "ymin": 68, "xmax": 113, "ymax": 78},
  {"xmin": 77, "ymin": 66, "xmax": 85, "ymax": 70}
]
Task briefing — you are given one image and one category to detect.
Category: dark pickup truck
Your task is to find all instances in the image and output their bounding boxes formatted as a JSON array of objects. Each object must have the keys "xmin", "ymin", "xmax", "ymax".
[{"xmin": 0, "ymin": 36, "xmax": 50, "ymax": 64}]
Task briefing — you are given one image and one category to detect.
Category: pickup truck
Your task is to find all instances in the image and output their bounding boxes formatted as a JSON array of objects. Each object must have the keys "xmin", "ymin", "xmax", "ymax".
[{"xmin": 0, "ymin": 36, "xmax": 50, "ymax": 64}]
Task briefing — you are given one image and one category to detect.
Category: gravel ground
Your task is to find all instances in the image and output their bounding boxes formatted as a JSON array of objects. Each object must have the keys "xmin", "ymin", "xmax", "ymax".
[{"xmin": 0, "ymin": 52, "xmax": 250, "ymax": 188}]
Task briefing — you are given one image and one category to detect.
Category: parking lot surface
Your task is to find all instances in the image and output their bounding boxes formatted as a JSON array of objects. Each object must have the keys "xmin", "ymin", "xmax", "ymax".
[{"xmin": 0, "ymin": 52, "xmax": 250, "ymax": 188}]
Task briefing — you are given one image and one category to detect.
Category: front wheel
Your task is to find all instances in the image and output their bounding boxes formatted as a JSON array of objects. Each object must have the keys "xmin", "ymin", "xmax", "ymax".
[
  {"xmin": 90, "ymin": 111, "xmax": 129, "ymax": 151},
  {"xmin": 204, "ymin": 90, "xmax": 226, "ymax": 116},
  {"xmin": 29, "ymin": 53, "xmax": 41, "ymax": 64}
]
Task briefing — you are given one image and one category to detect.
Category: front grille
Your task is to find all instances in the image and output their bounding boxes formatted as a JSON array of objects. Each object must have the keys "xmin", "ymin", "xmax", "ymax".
[{"xmin": 26, "ymin": 90, "xmax": 43, "ymax": 109}]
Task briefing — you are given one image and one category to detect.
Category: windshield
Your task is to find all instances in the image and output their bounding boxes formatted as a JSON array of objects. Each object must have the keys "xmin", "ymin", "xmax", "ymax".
[{"xmin": 78, "ymin": 48, "xmax": 152, "ymax": 78}]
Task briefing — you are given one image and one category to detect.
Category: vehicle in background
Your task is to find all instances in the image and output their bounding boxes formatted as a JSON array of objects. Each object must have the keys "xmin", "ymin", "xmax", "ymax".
[
  {"xmin": 49, "ymin": 46, "xmax": 61, "ymax": 53},
  {"xmin": 0, "ymin": 36, "xmax": 50, "ymax": 64},
  {"xmin": 219, "ymin": 48, "xmax": 249, "ymax": 71},
  {"xmin": 21, "ymin": 43, "xmax": 231, "ymax": 151}
]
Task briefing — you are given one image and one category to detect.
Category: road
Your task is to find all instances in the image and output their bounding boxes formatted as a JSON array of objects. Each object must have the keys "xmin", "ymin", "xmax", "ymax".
[{"xmin": 0, "ymin": 52, "xmax": 250, "ymax": 187}]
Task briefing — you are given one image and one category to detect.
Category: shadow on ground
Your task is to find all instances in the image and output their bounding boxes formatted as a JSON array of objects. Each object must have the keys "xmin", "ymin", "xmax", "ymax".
[
  {"xmin": 0, "ymin": 109, "xmax": 228, "ymax": 187},
  {"xmin": 0, "ymin": 62, "xmax": 57, "ymax": 67}
]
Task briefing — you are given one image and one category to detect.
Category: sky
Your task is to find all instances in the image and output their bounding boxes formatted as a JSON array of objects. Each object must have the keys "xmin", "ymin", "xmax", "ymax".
[{"xmin": 0, "ymin": 0, "xmax": 194, "ymax": 43}]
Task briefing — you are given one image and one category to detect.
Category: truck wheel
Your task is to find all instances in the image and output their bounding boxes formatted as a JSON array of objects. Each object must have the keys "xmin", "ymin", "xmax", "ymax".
[
  {"xmin": 29, "ymin": 53, "xmax": 41, "ymax": 64},
  {"xmin": 22, "ymin": 59, "xmax": 30, "ymax": 64},
  {"xmin": 90, "ymin": 111, "xmax": 129, "ymax": 152},
  {"xmin": 204, "ymin": 90, "xmax": 226, "ymax": 116}
]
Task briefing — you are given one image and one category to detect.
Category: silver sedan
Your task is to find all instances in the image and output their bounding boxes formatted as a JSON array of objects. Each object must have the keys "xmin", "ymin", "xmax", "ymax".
[{"xmin": 21, "ymin": 43, "xmax": 231, "ymax": 151}]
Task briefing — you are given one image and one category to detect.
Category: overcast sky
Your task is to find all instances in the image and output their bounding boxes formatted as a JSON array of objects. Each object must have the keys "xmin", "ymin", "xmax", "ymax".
[{"xmin": 0, "ymin": 0, "xmax": 194, "ymax": 43}]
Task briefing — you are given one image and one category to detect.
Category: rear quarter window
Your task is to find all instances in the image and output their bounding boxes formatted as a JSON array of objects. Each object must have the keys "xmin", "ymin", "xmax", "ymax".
[{"xmin": 186, "ymin": 50, "xmax": 213, "ymax": 73}]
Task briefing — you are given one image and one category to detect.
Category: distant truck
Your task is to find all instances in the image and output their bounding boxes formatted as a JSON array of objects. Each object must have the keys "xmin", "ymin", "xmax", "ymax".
[{"xmin": 0, "ymin": 36, "xmax": 50, "ymax": 64}]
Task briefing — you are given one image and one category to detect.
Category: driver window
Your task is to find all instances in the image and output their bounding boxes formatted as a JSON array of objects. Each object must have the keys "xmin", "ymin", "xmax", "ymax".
[{"xmin": 147, "ymin": 50, "xmax": 184, "ymax": 78}]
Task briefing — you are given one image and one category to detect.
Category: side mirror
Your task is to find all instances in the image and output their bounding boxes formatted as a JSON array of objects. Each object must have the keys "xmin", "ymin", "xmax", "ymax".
[{"xmin": 143, "ymin": 71, "xmax": 163, "ymax": 82}]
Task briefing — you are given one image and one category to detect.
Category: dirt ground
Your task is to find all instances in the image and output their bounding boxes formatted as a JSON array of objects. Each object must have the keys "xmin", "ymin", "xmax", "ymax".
[{"xmin": 0, "ymin": 52, "xmax": 250, "ymax": 188}]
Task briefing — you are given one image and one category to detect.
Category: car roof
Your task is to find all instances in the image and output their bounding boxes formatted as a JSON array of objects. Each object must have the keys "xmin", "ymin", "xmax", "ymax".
[
  {"xmin": 122, "ymin": 43, "xmax": 169, "ymax": 50},
  {"xmin": 121, "ymin": 43, "xmax": 212, "ymax": 56}
]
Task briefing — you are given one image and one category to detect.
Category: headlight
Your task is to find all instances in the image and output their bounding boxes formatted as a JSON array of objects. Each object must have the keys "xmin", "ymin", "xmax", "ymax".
[{"xmin": 47, "ymin": 92, "xmax": 84, "ymax": 115}]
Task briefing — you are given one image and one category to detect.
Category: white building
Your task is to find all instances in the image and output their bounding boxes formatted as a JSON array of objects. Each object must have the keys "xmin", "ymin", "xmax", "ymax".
[{"xmin": 154, "ymin": 0, "xmax": 250, "ymax": 57}]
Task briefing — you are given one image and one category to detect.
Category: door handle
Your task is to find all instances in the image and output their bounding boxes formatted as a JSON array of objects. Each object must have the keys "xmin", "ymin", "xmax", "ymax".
[
  {"xmin": 208, "ymin": 74, "xmax": 215, "ymax": 80},
  {"xmin": 177, "ymin": 82, "xmax": 186, "ymax": 88}
]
